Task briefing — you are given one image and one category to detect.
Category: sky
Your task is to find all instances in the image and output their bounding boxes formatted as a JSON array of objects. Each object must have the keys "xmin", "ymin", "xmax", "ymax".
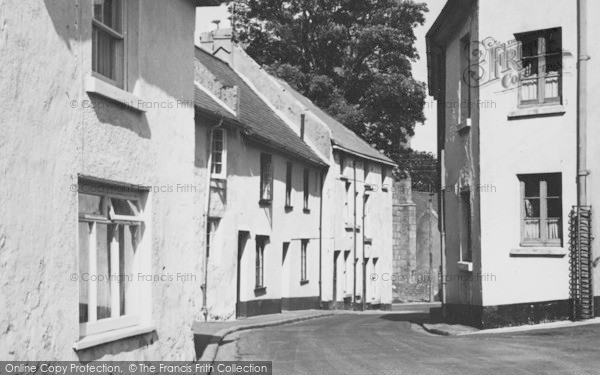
[{"xmin": 195, "ymin": 1, "xmax": 446, "ymax": 155}]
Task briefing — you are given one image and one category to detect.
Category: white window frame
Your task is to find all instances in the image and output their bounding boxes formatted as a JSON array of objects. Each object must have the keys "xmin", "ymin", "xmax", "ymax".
[
  {"xmin": 300, "ymin": 240, "xmax": 308, "ymax": 282},
  {"xmin": 211, "ymin": 128, "xmax": 227, "ymax": 180},
  {"xmin": 92, "ymin": 0, "xmax": 127, "ymax": 89},
  {"xmin": 78, "ymin": 188, "xmax": 145, "ymax": 339}
]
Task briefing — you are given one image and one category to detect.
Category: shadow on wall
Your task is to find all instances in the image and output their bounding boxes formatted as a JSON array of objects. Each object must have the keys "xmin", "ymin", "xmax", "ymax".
[
  {"xmin": 88, "ymin": 95, "xmax": 152, "ymax": 139},
  {"xmin": 43, "ymin": 0, "xmax": 80, "ymax": 49},
  {"xmin": 75, "ymin": 331, "xmax": 159, "ymax": 362}
]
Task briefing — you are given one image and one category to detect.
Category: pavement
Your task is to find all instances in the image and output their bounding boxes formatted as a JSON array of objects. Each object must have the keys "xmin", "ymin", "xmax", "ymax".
[{"xmin": 215, "ymin": 311, "xmax": 600, "ymax": 374}]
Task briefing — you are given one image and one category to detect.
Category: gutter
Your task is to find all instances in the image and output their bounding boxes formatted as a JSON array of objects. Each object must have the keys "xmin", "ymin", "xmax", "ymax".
[{"xmin": 332, "ymin": 144, "xmax": 396, "ymax": 168}]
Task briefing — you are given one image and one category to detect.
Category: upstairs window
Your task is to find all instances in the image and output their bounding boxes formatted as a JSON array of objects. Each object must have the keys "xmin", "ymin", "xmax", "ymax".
[
  {"xmin": 92, "ymin": 0, "xmax": 125, "ymax": 87},
  {"xmin": 303, "ymin": 168, "xmax": 310, "ymax": 211},
  {"xmin": 460, "ymin": 34, "xmax": 472, "ymax": 123},
  {"xmin": 519, "ymin": 173, "xmax": 562, "ymax": 246},
  {"xmin": 211, "ymin": 128, "xmax": 227, "ymax": 179},
  {"xmin": 260, "ymin": 153, "xmax": 273, "ymax": 202},
  {"xmin": 516, "ymin": 28, "xmax": 562, "ymax": 106},
  {"xmin": 285, "ymin": 162, "xmax": 293, "ymax": 207}
]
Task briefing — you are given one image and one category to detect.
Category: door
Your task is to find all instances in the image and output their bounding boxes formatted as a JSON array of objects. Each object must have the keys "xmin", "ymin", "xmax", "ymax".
[
  {"xmin": 236, "ymin": 231, "xmax": 248, "ymax": 318},
  {"xmin": 333, "ymin": 251, "xmax": 340, "ymax": 308}
]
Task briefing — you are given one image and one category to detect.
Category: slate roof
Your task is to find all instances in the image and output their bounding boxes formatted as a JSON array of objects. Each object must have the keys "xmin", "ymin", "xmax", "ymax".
[
  {"xmin": 194, "ymin": 48, "xmax": 327, "ymax": 167},
  {"xmin": 277, "ymin": 80, "xmax": 396, "ymax": 166}
]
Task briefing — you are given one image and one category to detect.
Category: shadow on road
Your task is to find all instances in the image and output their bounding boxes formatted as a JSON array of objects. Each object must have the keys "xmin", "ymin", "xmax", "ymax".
[{"xmin": 379, "ymin": 312, "xmax": 441, "ymax": 325}]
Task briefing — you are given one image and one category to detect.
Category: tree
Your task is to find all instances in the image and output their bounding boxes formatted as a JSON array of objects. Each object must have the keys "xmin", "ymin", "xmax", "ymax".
[{"xmin": 230, "ymin": 0, "xmax": 428, "ymax": 171}]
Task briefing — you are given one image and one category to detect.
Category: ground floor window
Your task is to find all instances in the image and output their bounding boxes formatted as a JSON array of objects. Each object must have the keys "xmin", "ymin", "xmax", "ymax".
[
  {"xmin": 300, "ymin": 239, "xmax": 308, "ymax": 281},
  {"xmin": 255, "ymin": 236, "xmax": 267, "ymax": 288},
  {"xmin": 519, "ymin": 173, "xmax": 562, "ymax": 246},
  {"xmin": 78, "ymin": 185, "xmax": 145, "ymax": 338}
]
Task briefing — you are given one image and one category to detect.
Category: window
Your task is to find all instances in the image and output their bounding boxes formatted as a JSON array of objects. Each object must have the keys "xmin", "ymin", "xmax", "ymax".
[
  {"xmin": 255, "ymin": 237, "xmax": 266, "ymax": 288},
  {"xmin": 460, "ymin": 34, "xmax": 472, "ymax": 122},
  {"xmin": 285, "ymin": 162, "xmax": 293, "ymax": 207},
  {"xmin": 382, "ymin": 167, "xmax": 387, "ymax": 186},
  {"xmin": 516, "ymin": 28, "xmax": 562, "ymax": 106},
  {"xmin": 206, "ymin": 219, "xmax": 219, "ymax": 258},
  {"xmin": 344, "ymin": 181, "xmax": 351, "ymax": 225},
  {"xmin": 78, "ymin": 187, "xmax": 144, "ymax": 338},
  {"xmin": 211, "ymin": 128, "xmax": 227, "ymax": 179},
  {"xmin": 303, "ymin": 169, "xmax": 310, "ymax": 211},
  {"xmin": 364, "ymin": 161, "xmax": 370, "ymax": 182},
  {"xmin": 519, "ymin": 173, "xmax": 562, "ymax": 246},
  {"xmin": 92, "ymin": 0, "xmax": 125, "ymax": 87},
  {"xmin": 460, "ymin": 190, "xmax": 472, "ymax": 262},
  {"xmin": 343, "ymin": 251, "xmax": 350, "ymax": 294},
  {"xmin": 300, "ymin": 240, "xmax": 308, "ymax": 281},
  {"xmin": 259, "ymin": 153, "xmax": 273, "ymax": 202},
  {"xmin": 339, "ymin": 156, "xmax": 345, "ymax": 175}
]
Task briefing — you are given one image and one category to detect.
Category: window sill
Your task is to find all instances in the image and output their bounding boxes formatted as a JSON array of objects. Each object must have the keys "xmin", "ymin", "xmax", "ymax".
[
  {"xmin": 457, "ymin": 261, "xmax": 473, "ymax": 272},
  {"xmin": 258, "ymin": 199, "xmax": 272, "ymax": 206},
  {"xmin": 284, "ymin": 205, "xmax": 294, "ymax": 211},
  {"xmin": 73, "ymin": 325, "xmax": 155, "ymax": 351},
  {"xmin": 508, "ymin": 105, "xmax": 565, "ymax": 120},
  {"xmin": 339, "ymin": 176, "xmax": 349, "ymax": 182},
  {"xmin": 85, "ymin": 76, "xmax": 146, "ymax": 113},
  {"xmin": 254, "ymin": 286, "xmax": 267, "ymax": 295},
  {"xmin": 300, "ymin": 279, "xmax": 309, "ymax": 285},
  {"xmin": 510, "ymin": 248, "xmax": 567, "ymax": 257},
  {"xmin": 303, "ymin": 208, "xmax": 311, "ymax": 214}
]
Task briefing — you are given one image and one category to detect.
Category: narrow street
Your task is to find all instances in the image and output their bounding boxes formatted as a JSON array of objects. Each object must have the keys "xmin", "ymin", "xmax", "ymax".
[{"xmin": 216, "ymin": 312, "xmax": 600, "ymax": 375}]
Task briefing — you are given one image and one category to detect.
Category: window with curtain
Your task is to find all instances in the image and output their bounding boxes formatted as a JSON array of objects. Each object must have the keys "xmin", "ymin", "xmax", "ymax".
[
  {"xmin": 285, "ymin": 162, "xmax": 293, "ymax": 207},
  {"xmin": 92, "ymin": 0, "xmax": 125, "ymax": 87},
  {"xmin": 211, "ymin": 129, "xmax": 226, "ymax": 179},
  {"xmin": 259, "ymin": 153, "xmax": 273, "ymax": 202},
  {"xmin": 301, "ymin": 240, "xmax": 308, "ymax": 281},
  {"xmin": 516, "ymin": 28, "xmax": 562, "ymax": 106},
  {"xmin": 519, "ymin": 173, "xmax": 562, "ymax": 246},
  {"xmin": 303, "ymin": 168, "xmax": 309, "ymax": 211},
  {"xmin": 255, "ymin": 237, "xmax": 266, "ymax": 288}
]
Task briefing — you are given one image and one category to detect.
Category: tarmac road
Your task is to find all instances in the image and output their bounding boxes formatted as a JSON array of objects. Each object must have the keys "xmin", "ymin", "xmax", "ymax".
[{"xmin": 216, "ymin": 312, "xmax": 600, "ymax": 375}]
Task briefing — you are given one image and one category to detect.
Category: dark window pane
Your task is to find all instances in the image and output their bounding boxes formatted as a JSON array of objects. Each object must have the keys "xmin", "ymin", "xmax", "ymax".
[
  {"xmin": 523, "ymin": 177, "xmax": 540, "ymax": 197},
  {"xmin": 94, "ymin": 29, "xmax": 116, "ymax": 80},
  {"xmin": 79, "ymin": 222, "xmax": 91, "ymax": 323},
  {"xmin": 96, "ymin": 224, "xmax": 111, "ymax": 320},
  {"xmin": 521, "ymin": 36, "xmax": 538, "ymax": 58},
  {"xmin": 525, "ymin": 198, "xmax": 540, "ymax": 218},
  {"xmin": 547, "ymin": 174, "xmax": 562, "ymax": 197},
  {"xmin": 548, "ymin": 198, "xmax": 562, "ymax": 218},
  {"xmin": 119, "ymin": 225, "xmax": 136, "ymax": 316},
  {"xmin": 79, "ymin": 194, "xmax": 103, "ymax": 216},
  {"xmin": 546, "ymin": 28, "xmax": 562, "ymax": 54},
  {"xmin": 111, "ymin": 198, "xmax": 140, "ymax": 217}
]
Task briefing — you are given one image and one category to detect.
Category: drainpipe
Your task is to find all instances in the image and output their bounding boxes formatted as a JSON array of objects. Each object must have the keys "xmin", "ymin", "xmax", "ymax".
[
  {"xmin": 577, "ymin": 0, "xmax": 589, "ymax": 208},
  {"xmin": 353, "ymin": 160, "xmax": 357, "ymax": 307},
  {"xmin": 318, "ymin": 169, "xmax": 324, "ymax": 307},
  {"xmin": 362, "ymin": 193, "xmax": 367, "ymax": 311},
  {"xmin": 202, "ymin": 117, "xmax": 224, "ymax": 321},
  {"xmin": 440, "ymin": 150, "xmax": 447, "ymax": 320}
]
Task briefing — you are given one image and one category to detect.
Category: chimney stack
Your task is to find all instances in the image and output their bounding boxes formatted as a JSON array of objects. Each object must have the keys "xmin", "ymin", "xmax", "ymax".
[{"xmin": 198, "ymin": 28, "xmax": 233, "ymax": 65}]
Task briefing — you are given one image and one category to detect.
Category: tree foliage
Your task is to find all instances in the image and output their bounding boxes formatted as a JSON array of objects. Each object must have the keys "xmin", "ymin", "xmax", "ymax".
[{"xmin": 229, "ymin": 0, "xmax": 429, "ymax": 180}]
